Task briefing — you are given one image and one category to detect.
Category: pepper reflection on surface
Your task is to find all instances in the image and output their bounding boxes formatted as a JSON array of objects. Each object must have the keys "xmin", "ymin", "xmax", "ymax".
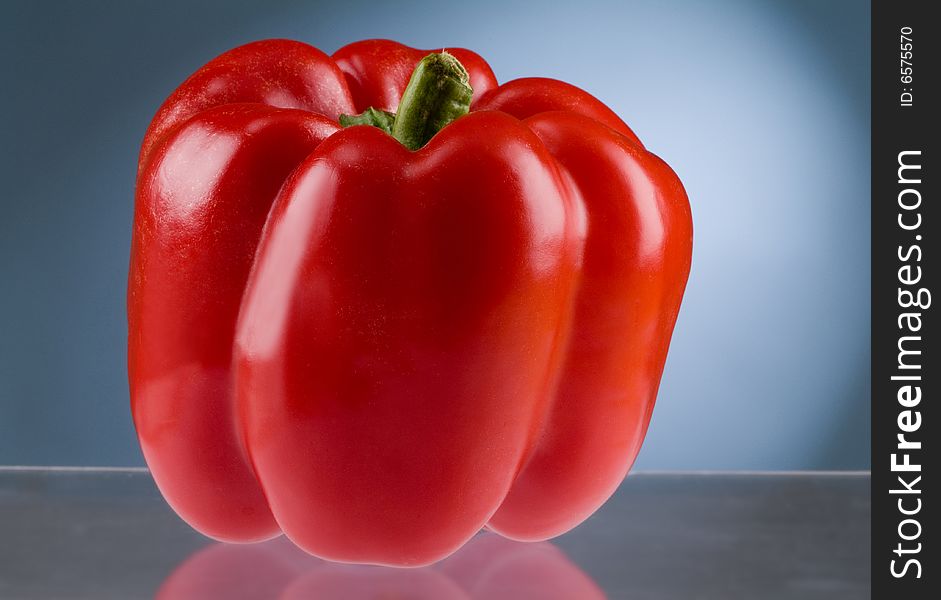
[{"xmin": 157, "ymin": 533, "xmax": 605, "ymax": 599}]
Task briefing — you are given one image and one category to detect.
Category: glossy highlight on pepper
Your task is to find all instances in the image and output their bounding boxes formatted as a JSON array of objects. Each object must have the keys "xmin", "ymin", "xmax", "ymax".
[{"xmin": 128, "ymin": 38, "xmax": 693, "ymax": 567}]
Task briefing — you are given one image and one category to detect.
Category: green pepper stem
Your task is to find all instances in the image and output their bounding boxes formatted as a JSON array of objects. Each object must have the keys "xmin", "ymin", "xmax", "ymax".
[
  {"xmin": 338, "ymin": 52, "xmax": 473, "ymax": 150},
  {"xmin": 390, "ymin": 52, "xmax": 473, "ymax": 150},
  {"xmin": 338, "ymin": 107, "xmax": 395, "ymax": 134}
]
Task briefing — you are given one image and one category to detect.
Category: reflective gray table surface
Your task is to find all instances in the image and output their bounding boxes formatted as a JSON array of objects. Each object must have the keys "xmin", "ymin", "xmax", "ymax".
[{"xmin": 0, "ymin": 469, "xmax": 869, "ymax": 599}]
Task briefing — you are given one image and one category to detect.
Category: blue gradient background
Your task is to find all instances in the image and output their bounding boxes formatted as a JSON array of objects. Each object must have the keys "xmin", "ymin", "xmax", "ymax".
[{"xmin": 0, "ymin": 0, "xmax": 870, "ymax": 469}]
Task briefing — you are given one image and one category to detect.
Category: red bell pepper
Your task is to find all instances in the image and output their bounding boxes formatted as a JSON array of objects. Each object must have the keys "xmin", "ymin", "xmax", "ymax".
[{"xmin": 129, "ymin": 39, "xmax": 692, "ymax": 567}]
